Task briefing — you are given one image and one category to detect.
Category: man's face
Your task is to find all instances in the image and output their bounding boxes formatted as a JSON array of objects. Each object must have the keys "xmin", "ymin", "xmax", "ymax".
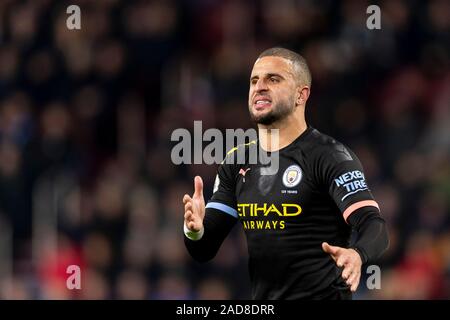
[{"xmin": 248, "ymin": 56, "xmax": 298, "ymax": 125}]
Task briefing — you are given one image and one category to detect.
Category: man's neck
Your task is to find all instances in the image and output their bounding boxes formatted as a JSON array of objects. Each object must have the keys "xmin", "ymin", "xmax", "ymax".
[{"xmin": 258, "ymin": 114, "xmax": 307, "ymax": 152}]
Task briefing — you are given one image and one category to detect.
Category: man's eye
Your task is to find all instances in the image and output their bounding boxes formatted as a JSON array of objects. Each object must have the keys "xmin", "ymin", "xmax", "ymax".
[
  {"xmin": 270, "ymin": 77, "xmax": 279, "ymax": 83},
  {"xmin": 251, "ymin": 79, "xmax": 257, "ymax": 85}
]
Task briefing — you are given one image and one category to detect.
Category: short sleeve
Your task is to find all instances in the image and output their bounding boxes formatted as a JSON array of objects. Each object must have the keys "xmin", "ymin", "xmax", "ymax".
[
  {"xmin": 207, "ymin": 162, "xmax": 239, "ymax": 219},
  {"xmin": 319, "ymin": 143, "xmax": 379, "ymax": 222}
]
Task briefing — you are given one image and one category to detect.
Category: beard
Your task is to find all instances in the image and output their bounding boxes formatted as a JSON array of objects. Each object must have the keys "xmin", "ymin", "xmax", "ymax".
[{"xmin": 249, "ymin": 99, "xmax": 295, "ymax": 125}]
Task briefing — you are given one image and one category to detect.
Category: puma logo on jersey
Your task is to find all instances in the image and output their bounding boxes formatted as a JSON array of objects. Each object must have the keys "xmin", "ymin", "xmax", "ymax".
[{"xmin": 239, "ymin": 168, "xmax": 251, "ymax": 182}]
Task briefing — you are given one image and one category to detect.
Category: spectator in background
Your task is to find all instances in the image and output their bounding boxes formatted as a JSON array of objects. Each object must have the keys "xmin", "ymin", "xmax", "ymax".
[{"xmin": 0, "ymin": 0, "xmax": 447, "ymax": 299}]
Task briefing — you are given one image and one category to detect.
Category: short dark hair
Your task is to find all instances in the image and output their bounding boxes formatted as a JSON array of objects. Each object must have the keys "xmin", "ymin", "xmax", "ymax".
[{"xmin": 258, "ymin": 47, "xmax": 311, "ymax": 87}]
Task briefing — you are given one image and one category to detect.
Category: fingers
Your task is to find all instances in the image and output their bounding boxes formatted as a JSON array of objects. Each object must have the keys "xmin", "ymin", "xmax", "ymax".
[
  {"xmin": 336, "ymin": 255, "xmax": 347, "ymax": 268},
  {"xmin": 341, "ymin": 264, "xmax": 357, "ymax": 282},
  {"xmin": 183, "ymin": 194, "xmax": 193, "ymax": 221},
  {"xmin": 187, "ymin": 221, "xmax": 195, "ymax": 230},
  {"xmin": 350, "ymin": 274, "xmax": 361, "ymax": 292},
  {"xmin": 324, "ymin": 245, "xmax": 362, "ymax": 293},
  {"xmin": 346, "ymin": 268, "xmax": 358, "ymax": 285},
  {"xmin": 184, "ymin": 196, "xmax": 193, "ymax": 220},
  {"xmin": 183, "ymin": 194, "xmax": 192, "ymax": 204},
  {"xmin": 184, "ymin": 201, "xmax": 192, "ymax": 212},
  {"xmin": 193, "ymin": 176, "xmax": 203, "ymax": 198},
  {"xmin": 184, "ymin": 208, "xmax": 199, "ymax": 231},
  {"xmin": 322, "ymin": 242, "xmax": 340, "ymax": 257},
  {"xmin": 341, "ymin": 265, "xmax": 352, "ymax": 280},
  {"xmin": 339, "ymin": 255, "xmax": 361, "ymax": 292},
  {"xmin": 321, "ymin": 242, "xmax": 331, "ymax": 253},
  {"xmin": 184, "ymin": 209, "xmax": 192, "ymax": 220},
  {"xmin": 185, "ymin": 212, "xmax": 201, "ymax": 231},
  {"xmin": 348, "ymin": 271, "xmax": 361, "ymax": 292},
  {"xmin": 183, "ymin": 180, "xmax": 203, "ymax": 232}
]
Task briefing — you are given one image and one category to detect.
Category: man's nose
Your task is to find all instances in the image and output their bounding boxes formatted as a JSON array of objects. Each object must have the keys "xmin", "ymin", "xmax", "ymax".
[{"xmin": 254, "ymin": 78, "xmax": 268, "ymax": 92}]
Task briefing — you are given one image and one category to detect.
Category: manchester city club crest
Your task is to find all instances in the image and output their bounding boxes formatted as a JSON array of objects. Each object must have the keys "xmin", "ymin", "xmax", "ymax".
[{"xmin": 282, "ymin": 165, "xmax": 302, "ymax": 188}]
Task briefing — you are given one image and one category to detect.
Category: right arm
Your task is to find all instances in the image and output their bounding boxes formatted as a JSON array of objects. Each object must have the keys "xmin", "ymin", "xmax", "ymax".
[
  {"xmin": 183, "ymin": 175, "xmax": 238, "ymax": 262},
  {"xmin": 184, "ymin": 206, "xmax": 236, "ymax": 262}
]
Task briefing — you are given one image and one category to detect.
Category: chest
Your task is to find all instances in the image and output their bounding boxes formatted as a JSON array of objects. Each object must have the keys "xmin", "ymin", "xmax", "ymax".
[
  {"xmin": 234, "ymin": 156, "xmax": 329, "ymax": 228},
  {"xmin": 236, "ymin": 155, "xmax": 319, "ymax": 200}
]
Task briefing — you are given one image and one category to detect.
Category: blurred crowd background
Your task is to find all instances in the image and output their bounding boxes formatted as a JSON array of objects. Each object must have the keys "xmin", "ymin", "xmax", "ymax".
[{"xmin": 0, "ymin": 0, "xmax": 449, "ymax": 299}]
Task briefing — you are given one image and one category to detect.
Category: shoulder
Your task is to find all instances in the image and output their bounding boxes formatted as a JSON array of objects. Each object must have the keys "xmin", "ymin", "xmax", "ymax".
[
  {"xmin": 221, "ymin": 140, "xmax": 258, "ymax": 165},
  {"xmin": 215, "ymin": 140, "xmax": 257, "ymax": 183},
  {"xmin": 306, "ymin": 128, "xmax": 355, "ymax": 164}
]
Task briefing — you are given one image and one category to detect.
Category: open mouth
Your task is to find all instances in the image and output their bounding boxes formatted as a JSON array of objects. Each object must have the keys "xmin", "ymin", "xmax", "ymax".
[{"xmin": 253, "ymin": 97, "xmax": 272, "ymax": 110}]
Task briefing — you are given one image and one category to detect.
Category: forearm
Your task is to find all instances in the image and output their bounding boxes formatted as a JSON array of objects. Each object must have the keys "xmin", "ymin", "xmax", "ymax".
[
  {"xmin": 184, "ymin": 208, "xmax": 236, "ymax": 263},
  {"xmin": 348, "ymin": 206, "xmax": 389, "ymax": 264}
]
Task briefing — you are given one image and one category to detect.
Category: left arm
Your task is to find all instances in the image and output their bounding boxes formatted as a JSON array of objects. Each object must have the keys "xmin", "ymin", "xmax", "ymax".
[
  {"xmin": 348, "ymin": 205, "xmax": 389, "ymax": 264},
  {"xmin": 323, "ymin": 205, "xmax": 389, "ymax": 292},
  {"xmin": 319, "ymin": 142, "xmax": 389, "ymax": 292}
]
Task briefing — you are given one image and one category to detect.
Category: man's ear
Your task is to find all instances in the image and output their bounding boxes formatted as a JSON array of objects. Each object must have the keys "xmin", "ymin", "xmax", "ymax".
[{"xmin": 296, "ymin": 86, "xmax": 310, "ymax": 106}]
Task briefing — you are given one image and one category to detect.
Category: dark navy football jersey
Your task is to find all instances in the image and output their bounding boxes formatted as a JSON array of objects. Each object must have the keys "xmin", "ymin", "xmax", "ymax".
[{"xmin": 206, "ymin": 126, "xmax": 379, "ymax": 299}]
